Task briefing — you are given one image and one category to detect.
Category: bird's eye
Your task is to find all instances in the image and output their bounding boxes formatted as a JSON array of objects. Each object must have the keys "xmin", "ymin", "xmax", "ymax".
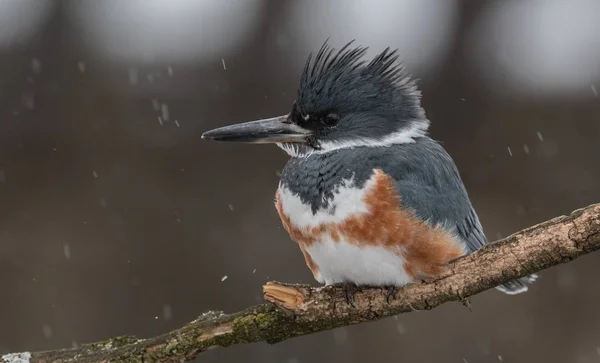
[{"xmin": 321, "ymin": 113, "xmax": 340, "ymax": 127}]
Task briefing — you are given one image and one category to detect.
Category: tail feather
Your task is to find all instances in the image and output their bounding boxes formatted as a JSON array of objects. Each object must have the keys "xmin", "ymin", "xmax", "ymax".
[{"xmin": 496, "ymin": 274, "xmax": 538, "ymax": 295}]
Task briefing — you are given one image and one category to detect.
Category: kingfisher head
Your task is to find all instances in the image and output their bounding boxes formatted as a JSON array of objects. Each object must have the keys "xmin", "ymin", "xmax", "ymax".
[{"xmin": 202, "ymin": 41, "xmax": 429, "ymax": 157}]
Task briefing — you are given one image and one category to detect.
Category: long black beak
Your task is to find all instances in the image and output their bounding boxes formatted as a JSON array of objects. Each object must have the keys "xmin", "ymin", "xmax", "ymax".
[{"xmin": 201, "ymin": 115, "xmax": 311, "ymax": 144}]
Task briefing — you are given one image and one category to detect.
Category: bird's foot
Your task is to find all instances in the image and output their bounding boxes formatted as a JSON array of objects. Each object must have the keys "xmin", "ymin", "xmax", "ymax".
[
  {"xmin": 386, "ymin": 285, "xmax": 400, "ymax": 304},
  {"xmin": 337, "ymin": 283, "xmax": 361, "ymax": 308}
]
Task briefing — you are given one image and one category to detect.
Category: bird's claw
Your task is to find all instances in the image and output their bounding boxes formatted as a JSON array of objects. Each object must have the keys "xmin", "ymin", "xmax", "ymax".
[
  {"xmin": 386, "ymin": 285, "xmax": 400, "ymax": 304},
  {"xmin": 342, "ymin": 283, "xmax": 361, "ymax": 308}
]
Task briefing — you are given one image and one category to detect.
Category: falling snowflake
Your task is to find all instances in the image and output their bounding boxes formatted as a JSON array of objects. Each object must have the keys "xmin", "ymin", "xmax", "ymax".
[
  {"xmin": 42, "ymin": 324, "xmax": 52, "ymax": 338},
  {"xmin": 63, "ymin": 244, "xmax": 71, "ymax": 259},
  {"xmin": 396, "ymin": 323, "xmax": 406, "ymax": 334},
  {"xmin": 31, "ymin": 58, "xmax": 42, "ymax": 73},
  {"xmin": 128, "ymin": 67, "xmax": 138, "ymax": 85},
  {"xmin": 161, "ymin": 103, "xmax": 170, "ymax": 121},
  {"xmin": 163, "ymin": 304, "xmax": 172, "ymax": 321}
]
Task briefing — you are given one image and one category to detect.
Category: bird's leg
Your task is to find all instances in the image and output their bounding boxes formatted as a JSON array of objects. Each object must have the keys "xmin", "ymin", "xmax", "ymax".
[{"xmin": 386, "ymin": 285, "xmax": 400, "ymax": 304}]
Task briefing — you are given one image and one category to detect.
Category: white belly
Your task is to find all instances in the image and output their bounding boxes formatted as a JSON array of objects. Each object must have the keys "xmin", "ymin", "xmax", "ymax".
[{"xmin": 306, "ymin": 234, "xmax": 413, "ymax": 286}]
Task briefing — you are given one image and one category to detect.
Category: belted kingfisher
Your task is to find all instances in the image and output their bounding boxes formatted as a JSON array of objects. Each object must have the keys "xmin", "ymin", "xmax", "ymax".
[{"xmin": 202, "ymin": 41, "xmax": 537, "ymax": 302}]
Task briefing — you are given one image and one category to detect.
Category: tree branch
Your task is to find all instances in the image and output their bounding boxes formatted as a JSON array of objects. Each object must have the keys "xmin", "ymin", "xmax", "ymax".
[{"xmin": 4, "ymin": 203, "xmax": 600, "ymax": 363}]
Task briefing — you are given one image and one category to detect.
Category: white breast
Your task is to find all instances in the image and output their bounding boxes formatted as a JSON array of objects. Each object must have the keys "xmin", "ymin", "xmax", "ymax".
[
  {"xmin": 277, "ymin": 177, "xmax": 373, "ymax": 229},
  {"xmin": 277, "ymin": 173, "xmax": 413, "ymax": 287}
]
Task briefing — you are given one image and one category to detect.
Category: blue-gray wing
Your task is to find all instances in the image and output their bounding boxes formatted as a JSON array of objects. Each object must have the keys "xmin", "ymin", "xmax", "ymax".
[
  {"xmin": 381, "ymin": 142, "xmax": 487, "ymax": 253},
  {"xmin": 392, "ymin": 175, "xmax": 488, "ymax": 253}
]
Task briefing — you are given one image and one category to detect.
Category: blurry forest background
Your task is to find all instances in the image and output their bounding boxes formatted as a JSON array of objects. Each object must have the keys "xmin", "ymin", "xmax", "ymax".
[{"xmin": 1, "ymin": 1, "xmax": 600, "ymax": 362}]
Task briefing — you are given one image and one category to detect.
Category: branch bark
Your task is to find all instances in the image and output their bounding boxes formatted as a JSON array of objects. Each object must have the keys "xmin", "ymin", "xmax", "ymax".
[{"xmin": 3, "ymin": 203, "xmax": 600, "ymax": 363}]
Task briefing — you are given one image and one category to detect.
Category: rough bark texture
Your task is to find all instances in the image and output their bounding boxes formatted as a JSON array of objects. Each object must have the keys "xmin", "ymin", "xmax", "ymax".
[{"xmin": 3, "ymin": 203, "xmax": 600, "ymax": 363}]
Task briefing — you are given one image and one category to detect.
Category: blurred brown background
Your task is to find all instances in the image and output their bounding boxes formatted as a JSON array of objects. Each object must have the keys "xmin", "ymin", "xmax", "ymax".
[{"xmin": 1, "ymin": 1, "xmax": 600, "ymax": 362}]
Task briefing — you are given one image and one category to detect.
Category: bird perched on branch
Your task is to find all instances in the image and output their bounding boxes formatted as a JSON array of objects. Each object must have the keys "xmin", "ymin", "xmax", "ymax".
[{"xmin": 202, "ymin": 41, "xmax": 536, "ymax": 304}]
